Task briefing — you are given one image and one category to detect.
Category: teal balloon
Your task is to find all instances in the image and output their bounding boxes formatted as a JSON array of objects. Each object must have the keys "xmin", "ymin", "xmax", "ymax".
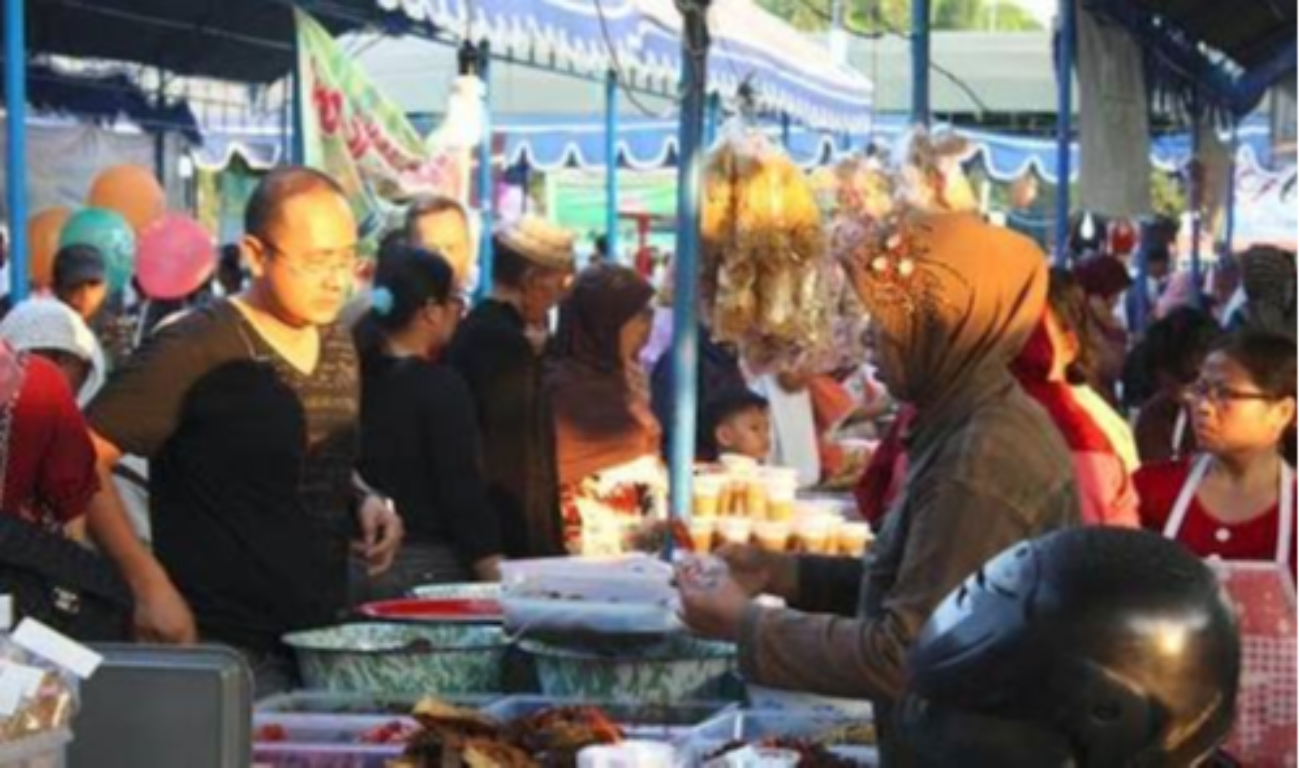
[{"xmin": 58, "ymin": 208, "xmax": 137, "ymax": 293}]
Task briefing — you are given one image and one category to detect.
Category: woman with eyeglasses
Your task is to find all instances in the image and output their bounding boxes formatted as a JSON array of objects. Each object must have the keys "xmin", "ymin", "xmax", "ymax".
[
  {"xmin": 1136, "ymin": 332, "xmax": 1297, "ymax": 576},
  {"xmin": 354, "ymin": 243, "xmax": 502, "ymax": 598}
]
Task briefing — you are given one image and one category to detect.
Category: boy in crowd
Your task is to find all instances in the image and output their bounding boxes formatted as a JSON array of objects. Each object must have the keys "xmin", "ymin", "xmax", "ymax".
[{"xmin": 702, "ymin": 388, "xmax": 772, "ymax": 463}]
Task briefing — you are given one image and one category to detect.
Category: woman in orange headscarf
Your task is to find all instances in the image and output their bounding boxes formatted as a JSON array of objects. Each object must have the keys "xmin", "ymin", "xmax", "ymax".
[{"xmin": 546, "ymin": 264, "xmax": 663, "ymax": 555}]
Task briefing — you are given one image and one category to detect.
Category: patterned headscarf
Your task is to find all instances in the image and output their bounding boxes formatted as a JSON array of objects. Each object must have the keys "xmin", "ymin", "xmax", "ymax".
[{"xmin": 837, "ymin": 211, "xmax": 1048, "ymax": 406}]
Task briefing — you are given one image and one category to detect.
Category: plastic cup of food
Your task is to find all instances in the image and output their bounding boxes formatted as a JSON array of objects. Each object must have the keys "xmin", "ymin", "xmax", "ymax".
[
  {"xmin": 693, "ymin": 475, "xmax": 725, "ymax": 518},
  {"xmin": 720, "ymin": 453, "xmax": 760, "ymax": 475},
  {"xmin": 754, "ymin": 521, "xmax": 791, "ymax": 553},
  {"xmin": 761, "ymin": 466, "xmax": 800, "ymax": 485},
  {"xmin": 836, "ymin": 521, "xmax": 874, "ymax": 557},
  {"xmin": 577, "ymin": 741, "xmax": 676, "ymax": 768},
  {"xmin": 763, "ymin": 476, "xmax": 798, "ymax": 523},
  {"xmin": 744, "ymin": 479, "xmax": 769, "ymax": 520},
  {"xmin": 795, "ymin": 499, "xmax": 842, "ymax": 523},
  {"xmin": 687, "ymin": 518, "xmax": 716, "ymax": 553},
  {"xmin": 795, "ymin": 516, "xmax": 836, "ymax": 555},
  {"xmin": 717, "ymin": 517, "xmax": 754, "ymax": 547}
]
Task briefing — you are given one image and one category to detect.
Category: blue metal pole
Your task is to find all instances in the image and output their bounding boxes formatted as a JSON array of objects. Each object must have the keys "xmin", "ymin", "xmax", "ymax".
[
  {"xmin": 477, "ymin": 41, "xmax": 495, "ymax": 299},
  {"xmin": 5, "ymin": 0, "xmax": 28, "ymax": 302},
  {"xmin": 669, "ymin": 0, "xmax": 711, "ymax": 529},
  {"xmin": 291, "ymin": 17, "xmax": 306, "ymax": 166},
  {"xmin": 1132, "ymin": 223, "xmax": 1151, "ymax": 335},
  {"xmin": 1189, "ymin": 95, "xmax": 1203, "ymax": 308},
  {"xmin": 780, "ymin": 112, "xmax": 791, "ymax": 150},
  {"xmin": 704, "ymin": 91, "xmax": 721, "ymax": 150},
  {"xmin": 1052, "ymin": 0, "xmax": 1075, "ymax": 266},
  {"xmin": 911, "ymin": 0, "xmax": 930, "ymax": 127},
  {"xmin": 605, "ymin": 70, "xmax": 620, "ymax": 263},
  {"xmin": 1222, "ymin": 122, "xmax": 1239, "ymax": 262}
]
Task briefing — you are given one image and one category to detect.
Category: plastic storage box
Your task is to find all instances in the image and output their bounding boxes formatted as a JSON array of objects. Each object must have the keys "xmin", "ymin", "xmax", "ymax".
[
  {"xmin": 70, "ymin": 644, "xmax": 251, "ymax": 768},
  {"xmin": 0, "ymin": 729, "xmax": 71, "ymax": 768},
  {"xmin": 685, "ymin": 710, "xmax": 878, "ymax": 766},
  {"xmin": 252, "ymin": 714, "xmax": 416, "ymax": 768},
  {"xmin": 255, "ymin": 691, "xmax": 498, "ymax": 716}
]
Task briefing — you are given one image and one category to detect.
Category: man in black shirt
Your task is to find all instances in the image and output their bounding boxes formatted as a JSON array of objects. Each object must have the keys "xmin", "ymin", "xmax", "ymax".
[
  {"xmin": 446, "ymin": 216, "xmax": 574, "ymax": 558},
  {"xmin": 84, "ymin": 167, "xmax": 403, "ymax": 694}
]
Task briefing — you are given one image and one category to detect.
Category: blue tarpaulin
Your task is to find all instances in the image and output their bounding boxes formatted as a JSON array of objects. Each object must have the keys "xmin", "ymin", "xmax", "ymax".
[
  {"xmin": 377, "ymin": 0, "xmax": 873, "ymax": 133},
  {"xmin": 197, "ymin": 112, "xmax": 1283, "ymax": 183}
]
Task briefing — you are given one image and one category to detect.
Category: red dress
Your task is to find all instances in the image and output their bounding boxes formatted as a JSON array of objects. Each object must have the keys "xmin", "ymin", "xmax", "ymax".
[
  {"xmin": 2, "ymin": 354, "xmax": 99, "ymax": 525},
  {"xmin": 1136, "ymin": 458, "xmax": 1296, "ymax": 577}
]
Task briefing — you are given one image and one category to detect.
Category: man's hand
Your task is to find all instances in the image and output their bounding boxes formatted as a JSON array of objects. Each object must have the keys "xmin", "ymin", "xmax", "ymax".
[
  {"xmin": 353, "ymin": 496, "xmax": 404, "ymax": 576},
  {"xmin": 132, "ymin": 574, "xmax": 197, "ymax": 644}
]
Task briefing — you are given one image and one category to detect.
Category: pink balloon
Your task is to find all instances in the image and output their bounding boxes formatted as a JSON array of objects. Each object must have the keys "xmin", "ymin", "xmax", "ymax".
[{"xmin": 136, "ymin": 214, "xmax": 216, "ymax": 300}]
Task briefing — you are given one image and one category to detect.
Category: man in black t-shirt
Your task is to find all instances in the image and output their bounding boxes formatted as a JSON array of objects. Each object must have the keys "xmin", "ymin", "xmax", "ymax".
[
  {"xmin": 446, "ymin": 216, "xmax": 574, "ymax": 558},
  {"xmin": 83, "ymin": 167, "xmax": 403, "ymax": 695}
]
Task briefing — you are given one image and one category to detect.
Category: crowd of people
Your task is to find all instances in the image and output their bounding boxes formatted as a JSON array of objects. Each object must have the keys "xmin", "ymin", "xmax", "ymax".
[{"xmin": 0, "ymin": 165, "xmax": 1294, "ymax": 731}]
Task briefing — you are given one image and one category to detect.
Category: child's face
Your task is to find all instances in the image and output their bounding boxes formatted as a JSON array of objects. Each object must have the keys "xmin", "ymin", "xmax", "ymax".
[{"xmin": 716, "ymin": 408, "xmax": 772, "ymax": 461}]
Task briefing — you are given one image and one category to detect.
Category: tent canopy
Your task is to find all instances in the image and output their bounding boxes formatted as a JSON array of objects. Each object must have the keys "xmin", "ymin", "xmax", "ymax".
[
  {"xmin": 379, "ymin": 0, "xmax": 873, "ymax": 132},
  {"xmin": 1084, "ymin": 0, "xmax": 1296, "ymax": 118},
  {"xmin": 5, "ymin": 0, "xmax": 386, "ymax": 83}
]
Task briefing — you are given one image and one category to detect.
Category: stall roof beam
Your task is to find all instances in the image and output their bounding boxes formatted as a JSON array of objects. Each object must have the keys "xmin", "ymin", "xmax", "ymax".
[{"xmin": 3, "ymin": 0, "xmax": 384, "ymax": 83}]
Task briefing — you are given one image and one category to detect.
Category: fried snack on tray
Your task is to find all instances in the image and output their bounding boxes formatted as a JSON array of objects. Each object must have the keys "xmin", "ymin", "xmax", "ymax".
[
  {"xmin": 413, "ymin": 698, "xmax": 503, "ymax": 736},
  {"xmin": 396, "ymin": 728, "xmax": 537, "ymax": 768},
  {"xmin": 392, "ymin": 701, "xmax": 626, "ymax": 768},
  {"xmin": 505, "ymin": 705, "xmax": 625, "ymax": 767}
]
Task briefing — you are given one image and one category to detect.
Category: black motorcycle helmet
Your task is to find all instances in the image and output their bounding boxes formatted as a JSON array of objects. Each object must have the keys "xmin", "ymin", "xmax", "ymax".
[{"xmin": 899, "ymin": 528, "xmax": 1240, "ymax": 768}]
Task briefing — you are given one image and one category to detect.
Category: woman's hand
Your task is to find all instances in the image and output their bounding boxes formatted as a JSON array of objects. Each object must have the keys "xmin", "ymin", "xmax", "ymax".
[
  {"xmin": 714, "ymin": 544, "xmax": 799, "ymax": 601},
  {"xmin": 675, "ymin": 556, "xmax": 751, "ymax": 643}
]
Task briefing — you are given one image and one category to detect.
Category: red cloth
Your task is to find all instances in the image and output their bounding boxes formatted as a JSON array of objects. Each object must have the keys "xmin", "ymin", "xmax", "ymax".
[
  {"xmin": 2, "ymin": 354, "xmax": 99, "ymax": 524},
  {"xmin": 853, "ymin": 406, "xmax": 915, "ymax": 528},
  {"xmin": 1136, "ymin": 458, "xmax": 1296, "ymax": 577},
  {"xmin": 1011, "ymin": 317, "xmax": 1140, "ymax": 526},
  {"xmin": 1010, "ymin": 320, "xmax": 1116, "ymax": 454}
]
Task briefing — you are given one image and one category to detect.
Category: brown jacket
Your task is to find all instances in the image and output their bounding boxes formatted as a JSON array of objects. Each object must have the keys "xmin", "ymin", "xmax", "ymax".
[{"xmin": 738, "ymin": 370, "xmax": 1081, "ymax": 766}]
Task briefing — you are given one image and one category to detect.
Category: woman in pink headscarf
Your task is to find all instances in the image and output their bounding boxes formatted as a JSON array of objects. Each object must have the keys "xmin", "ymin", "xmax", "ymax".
[{"xmin": 1012, "ymin": 270, "xmax": 1140, "ymax": 527}]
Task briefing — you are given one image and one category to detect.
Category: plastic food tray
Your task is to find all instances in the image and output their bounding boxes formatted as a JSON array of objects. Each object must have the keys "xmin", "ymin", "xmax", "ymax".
[
  {"xmin": 255, "ymin": 691, "xmax": 498, "ymax": 715},
  {"xmin": 685, "ymin": 710, "xmax": 879, "ymax": 766},
  {"xmin": 252, "ymin": 714, "xmax": 415, "ymax": 768}
]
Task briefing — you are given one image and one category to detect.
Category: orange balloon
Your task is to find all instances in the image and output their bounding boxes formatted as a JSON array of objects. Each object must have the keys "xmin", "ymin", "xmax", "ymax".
[
  {"xmin": 27, "ymin": 206, "xmax": 72, "ymax": 289},
  {"xmin": 1010, "ymin": 173, "xmax": 1039, "ymax": 210},
  {"xmin": 87, "ymin": 165, "xmax": 165, "ymax": 233}
]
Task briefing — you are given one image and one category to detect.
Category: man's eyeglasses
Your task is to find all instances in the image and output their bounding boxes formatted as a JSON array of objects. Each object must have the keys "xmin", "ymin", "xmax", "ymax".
[
  {"xmin": 260, "ymin": 240, "xmax": 363, "ymax": 279},
  {"xmin": 1183, "ymin": 380, "xmax": 1280, "ymax": 408}
]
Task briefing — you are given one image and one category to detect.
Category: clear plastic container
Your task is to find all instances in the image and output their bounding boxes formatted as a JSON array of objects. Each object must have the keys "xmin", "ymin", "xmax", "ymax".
[
  {"xmin": 685, "ymin": 711, "xmax": 879, "ymax": 766},
  {"xmin": 255, "ymin": 691, "xmax": 498, "ymax": 716},
  {"xmin": 251, "ymin": 714, "xmax": 414, "ymax": 768},
  {"xmin": 0, "ymin": 729, "xmax": 72, "ymax": 768},
  {"xmin": 485, "ymin": 696, "xmax": 735, "ymax": 742}
]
